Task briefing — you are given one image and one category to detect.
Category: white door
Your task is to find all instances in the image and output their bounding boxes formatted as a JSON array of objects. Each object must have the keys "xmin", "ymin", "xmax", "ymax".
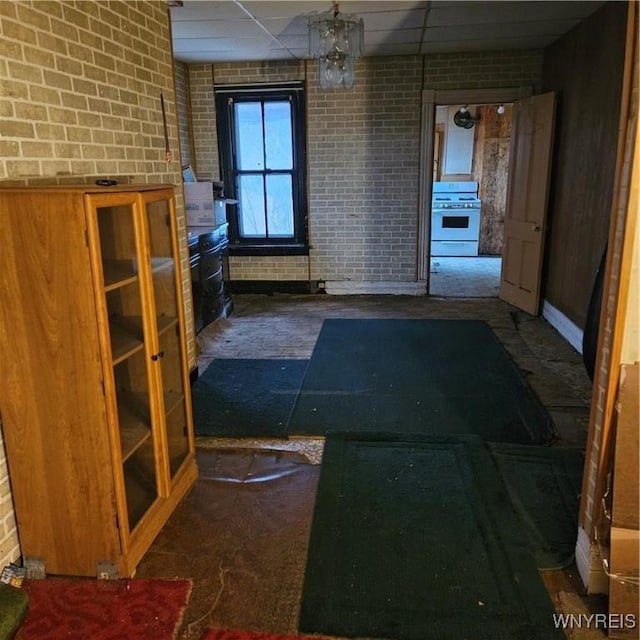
[{"xmin": 499, "ymin": 92, "xmax": 556, "ymax": 315}]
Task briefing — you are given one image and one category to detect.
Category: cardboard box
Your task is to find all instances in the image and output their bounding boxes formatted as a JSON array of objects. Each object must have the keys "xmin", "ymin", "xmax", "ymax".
[
  {"xmin": 609, "ymin": 365, "xmax": 639, "ymax": 639},
  {"xmin": 184, "ymin": 182, "xmax": 228, "ymax": 226},
  {"xmin": 608, "ymin": 526, "xmax": 639, "ymax": 639},
  {"xmin": 612, "ymin": 364, "xmax": 639, "ymax": 530}
]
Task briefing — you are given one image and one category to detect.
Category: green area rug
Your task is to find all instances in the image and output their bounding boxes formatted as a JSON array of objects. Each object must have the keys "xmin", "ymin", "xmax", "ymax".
[
  {"xmin": 192, "ymin": 359, "xmax": 308, "ymax": 437},
  {"xmin": 489, "ymin": 443, "xmax": 585, "ymax": 569},
  {"xmin": 288, "ymin": 319, "xmax": 554, "ymax": 444},
  {"xmin": 0, "ymin": 583, "xmax": 29, "ymax": 640},
  {"xmin": 299, "ymin": 433, "xmax": 564, "ymax": 640}
]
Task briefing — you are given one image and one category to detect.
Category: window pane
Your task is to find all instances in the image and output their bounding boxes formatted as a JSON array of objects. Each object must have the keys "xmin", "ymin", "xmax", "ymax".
[
  {"xmin": 238, "ymin": 174, "xmax": 266, "ymax": 237},
  {"xmin": 235, "ymin": 102, "xmax": 263, "ymax": 170},
  {"xmin": 264, "ymin": 102, "xmax": 292, "ymax": 170},
  {"xmin": 266, "ymin": 174, "xmax": 294, "ymax": 237}
]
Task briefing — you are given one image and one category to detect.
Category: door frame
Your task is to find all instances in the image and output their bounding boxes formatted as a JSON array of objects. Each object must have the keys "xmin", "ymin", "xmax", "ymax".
[{"xmin": 417, "ymin": 87, "xmax": 533, "ymax": 285}]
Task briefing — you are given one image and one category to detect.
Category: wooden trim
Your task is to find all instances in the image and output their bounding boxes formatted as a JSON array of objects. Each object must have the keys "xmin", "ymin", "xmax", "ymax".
[
  {"xmin": 419, "ymin": 87, "xmax": 532, "ymax": 286},
  {"xmin": 167, "ymin": 191, "xmax": 198, "ymax": 465},
  {"xmin": 417, "ymin": 91, "xmax": 435, "ymax": 281},
  {"xmin": 579, "ymin": 0, "xmax": 638, "ymax": 536},
  {"xmin": 84, "ymin": 192, "xmax": 136, "ymax": 552},
  {"xmin": 124, "ymin": 459, "xmax": 198, "ymax": 577},
  {"xmin": 433, "ymin": 87, "xmax": 532, "ymax": 105}
]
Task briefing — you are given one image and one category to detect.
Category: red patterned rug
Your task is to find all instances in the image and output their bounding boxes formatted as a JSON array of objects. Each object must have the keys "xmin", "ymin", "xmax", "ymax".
[
  {"xmin": 200, "ymin": 631, "xmax": 332, "ymax": 640},
  {"xmin": 17, "ymin": 578, "xmax": 191, "ymax": 640}
]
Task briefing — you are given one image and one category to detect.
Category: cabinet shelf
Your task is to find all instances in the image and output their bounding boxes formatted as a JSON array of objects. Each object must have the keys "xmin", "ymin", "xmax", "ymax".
[
  {"xmin": 110, "ymin": 316, "xmax": 144, "ymax": 364},
  {"xmin": 117, "ymin": 392, "xmax": 152, "ymax": 462},
  {"xmin": 157, "ymin": 315, "xmax": 178, "ymax": 337},
  {"xmin": 164, "ymin": 390, "xmax": 184, "ymax": 418},
  {"xmin": 103, "ymin": 260, "xmax": 139, "ymax": 291}
]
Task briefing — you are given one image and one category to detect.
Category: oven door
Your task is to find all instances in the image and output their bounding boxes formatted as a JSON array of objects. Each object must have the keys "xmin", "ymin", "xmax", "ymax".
[{"xmin": 431, "ymin": 208, "xmax": 480, "ymax": 241}]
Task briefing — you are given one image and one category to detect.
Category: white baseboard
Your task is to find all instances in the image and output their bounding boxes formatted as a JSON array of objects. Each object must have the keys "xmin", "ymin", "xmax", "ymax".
[
  {"xmin": 324, "ymin": 280, "xmax": 428, "ymax": 296},
  {"xmin": 542, "ymin": 299, "xmax": 584, "ymax": 354},
  {"xmin": 576, "ymin": 526, "xmax": 609, "ymax": 594}
]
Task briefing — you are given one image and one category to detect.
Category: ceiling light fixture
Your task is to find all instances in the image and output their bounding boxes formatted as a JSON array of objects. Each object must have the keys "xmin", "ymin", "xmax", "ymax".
[
  {"xmin": 453, "ymin": 106, "xmax": 480, "ymax": 129},
  {"xmin": 309, "ymin": 2, "xmax": 364, "ymax": 89},
  {"xmin": 497, "ymin": 104, "xmax": 505, "ymax": 115}
]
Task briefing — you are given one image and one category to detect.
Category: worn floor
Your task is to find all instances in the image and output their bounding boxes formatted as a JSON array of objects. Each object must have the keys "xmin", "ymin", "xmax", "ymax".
[
  {"xmin": 429, "ymin": 256, "xmax": 502, "ymax": 298},
  {"xmin": 136, "ymin": 293, "xmax": 607, "ymax": 640}
]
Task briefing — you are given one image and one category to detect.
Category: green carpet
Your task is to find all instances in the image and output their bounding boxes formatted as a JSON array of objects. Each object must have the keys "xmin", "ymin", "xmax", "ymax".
[
  {"xmin": 192, "ymin": 359, "xmax": 308, "ymax": 437},
  {"xmin": 0, "ymin": 584, "xmax": 28, "ymax": 640},
  {"xmin": 489, "ymin": 443, "xmax": 585, "ymax": 569},
  {"xmin": 299, "ymin": 433, "xmax": 564, "ymax": 640},
  {"xmin": 288, "ymin": 319, "xmax": 554, "ymax": 444}
]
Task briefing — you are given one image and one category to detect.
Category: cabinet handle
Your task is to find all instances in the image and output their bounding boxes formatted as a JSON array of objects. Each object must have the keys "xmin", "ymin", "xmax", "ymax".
[
  {"xmin": 158, "ymin": 351, "xmax": 165, "ymax": 359},
  {"xmin": 151, "ymin": 353, "xmax": 159, "ymax": 361},
  {"xmin": 151, "ymin": 352, "xmax": 165, "ymax": 361}
]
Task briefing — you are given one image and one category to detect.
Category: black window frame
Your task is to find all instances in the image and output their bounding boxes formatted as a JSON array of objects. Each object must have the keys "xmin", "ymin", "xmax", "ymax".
[{"xmin": 215, "ymin": 82, "xmax": 308, "ymax": 256}]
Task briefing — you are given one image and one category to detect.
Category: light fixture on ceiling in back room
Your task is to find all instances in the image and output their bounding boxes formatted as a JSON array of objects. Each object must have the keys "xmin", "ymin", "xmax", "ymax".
[
  {"xmin": 309, "ymin": 2, "xmax": 364, "ymax": 89},
  {"xmin": 453, "ymin": 105, "xmax": 480, "ymax": 129},
  {"xmin": 497, "ymin": 104, "xmax": 506, "ymax": 115}
]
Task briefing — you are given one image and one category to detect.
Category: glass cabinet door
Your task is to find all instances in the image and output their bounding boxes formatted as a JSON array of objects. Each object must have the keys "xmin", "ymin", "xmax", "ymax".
[
  {"xmin": 92, "ymin": 198, "xmax": 158, "ymax": 532},
  {"xmin": 143, "ymin": 194, "xmax": 191, "ymax": 481}
]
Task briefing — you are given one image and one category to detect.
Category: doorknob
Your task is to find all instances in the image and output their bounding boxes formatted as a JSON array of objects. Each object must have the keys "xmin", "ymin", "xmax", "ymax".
[{"xmin": 532, "ymin": 224, "xmax": 541, "ymax": 232}]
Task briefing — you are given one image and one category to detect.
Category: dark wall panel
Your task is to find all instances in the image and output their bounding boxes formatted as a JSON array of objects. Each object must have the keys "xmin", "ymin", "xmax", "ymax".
[{"xmin": 542, "ymin": 0, "xmax": 627, "ymax": 328}]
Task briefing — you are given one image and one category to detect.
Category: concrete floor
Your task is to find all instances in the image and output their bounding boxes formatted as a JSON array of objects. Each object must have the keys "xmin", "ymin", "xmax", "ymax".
[{"xmin": 137, "ymin": 293, "xmax": 606, "ymax": 639}]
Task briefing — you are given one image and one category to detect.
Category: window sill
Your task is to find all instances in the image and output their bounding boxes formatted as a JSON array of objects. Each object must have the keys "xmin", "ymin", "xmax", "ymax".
[{"xmin": 228, "ymin": 244, "xmax": 309, "ymax": 257}]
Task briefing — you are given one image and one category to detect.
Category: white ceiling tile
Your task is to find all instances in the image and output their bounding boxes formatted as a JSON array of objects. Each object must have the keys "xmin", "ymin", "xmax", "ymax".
[
  {"xmin": 173, "ymin": 34, "xmax": 277, "ymax": 53},
  {"xmin": 171, "ymin": 0, "xmax": 604, "ymax": 64},
  {"xmin": 423, "ymin": 19, "xmax": 580, "ymax": 43},
  {"xmin": 365, "ymin": 29, "xmax": 424, "ymax": 47},
  {"xmin": 170, "ymin": 1, "xmax": 248, "ymax": 21},
  {"xmin": 274, "ymin": 34, "xmax": 309, "ymax": 49},
  {"xmin": 240, "ymin": 1, "xmax": 331, "ymax": 19},
  {"xmin": 172, "ymin": 19, "xmax": 267, "ymax": 39},
  {"xmin": 359, "ymin": 9, "xmax": 426, "ymax": 31},
  {"xmin": 421, "ymin": 35, "xmax": 555, "ymax": 54},
  {"xmin": 259, "ymin": 16, "xmax": 312, "ymax": 37},
  {"xmin": 426, "ymin": 1, "xmax": 604, "ymax": 27},
  {"xmin": 364, "ymin": 42, "xmax": 421, "ymax": 56}
]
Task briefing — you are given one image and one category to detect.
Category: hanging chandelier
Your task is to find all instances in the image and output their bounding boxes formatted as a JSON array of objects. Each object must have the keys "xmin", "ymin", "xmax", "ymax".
[{"xmin": 309, "ymin": 2, "xmax": 364, "ymax": 89}]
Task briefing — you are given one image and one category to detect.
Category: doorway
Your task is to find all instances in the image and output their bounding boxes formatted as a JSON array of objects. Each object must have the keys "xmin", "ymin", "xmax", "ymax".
[
  {"xmin": 430, "ymin": 102, "xmax": 513, "ymax": 297},
  {"xmin": 417, "ymin": 88, "xmax": 533, "ymax": 296}
]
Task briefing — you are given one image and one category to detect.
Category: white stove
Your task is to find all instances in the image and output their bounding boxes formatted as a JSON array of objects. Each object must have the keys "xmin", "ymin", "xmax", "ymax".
[{"xmin": 431, "ymin": 181, "xmax": 481, "ymax": 256}]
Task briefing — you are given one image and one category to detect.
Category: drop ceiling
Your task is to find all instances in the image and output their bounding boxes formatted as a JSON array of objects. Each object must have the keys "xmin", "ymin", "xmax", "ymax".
[{"xmin": 170, "ymin": 0, "xmax": 605, "ymax": 63}]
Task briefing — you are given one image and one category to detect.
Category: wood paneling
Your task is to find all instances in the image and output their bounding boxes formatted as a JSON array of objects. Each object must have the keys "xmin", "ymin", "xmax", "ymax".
[{"xmin": 542, "ymin": 1, "xmax": 628, "ymax": 328}]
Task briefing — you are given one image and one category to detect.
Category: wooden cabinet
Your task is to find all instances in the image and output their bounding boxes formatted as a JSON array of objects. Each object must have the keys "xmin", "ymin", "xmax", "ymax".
[{"xmin": 0, "ymin": 184, "xmax": 198, "ymax": 578}]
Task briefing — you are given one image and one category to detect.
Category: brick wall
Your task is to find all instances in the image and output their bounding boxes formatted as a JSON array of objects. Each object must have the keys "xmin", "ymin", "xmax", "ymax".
[
  {"xmin": 174, "ymin": 61, "xmax": 192, "ymax": 168},
  {"xmin": 228, "ymin": 255, "xmax": 309, "ymax": 281},
  {"xmin": 184, "ymin": 51, "xmax": 543, "ymax": 285},
  {"xmin": 0, "ymin": 421, "xmax": 20, "ymax": 568},
  {"xmin": 189, "ymin": 64, "xmax": 218, "ymax": 181},
  {"xmin": 0, "ymin": 0, "xmax": 196, "ymax": 568}
]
